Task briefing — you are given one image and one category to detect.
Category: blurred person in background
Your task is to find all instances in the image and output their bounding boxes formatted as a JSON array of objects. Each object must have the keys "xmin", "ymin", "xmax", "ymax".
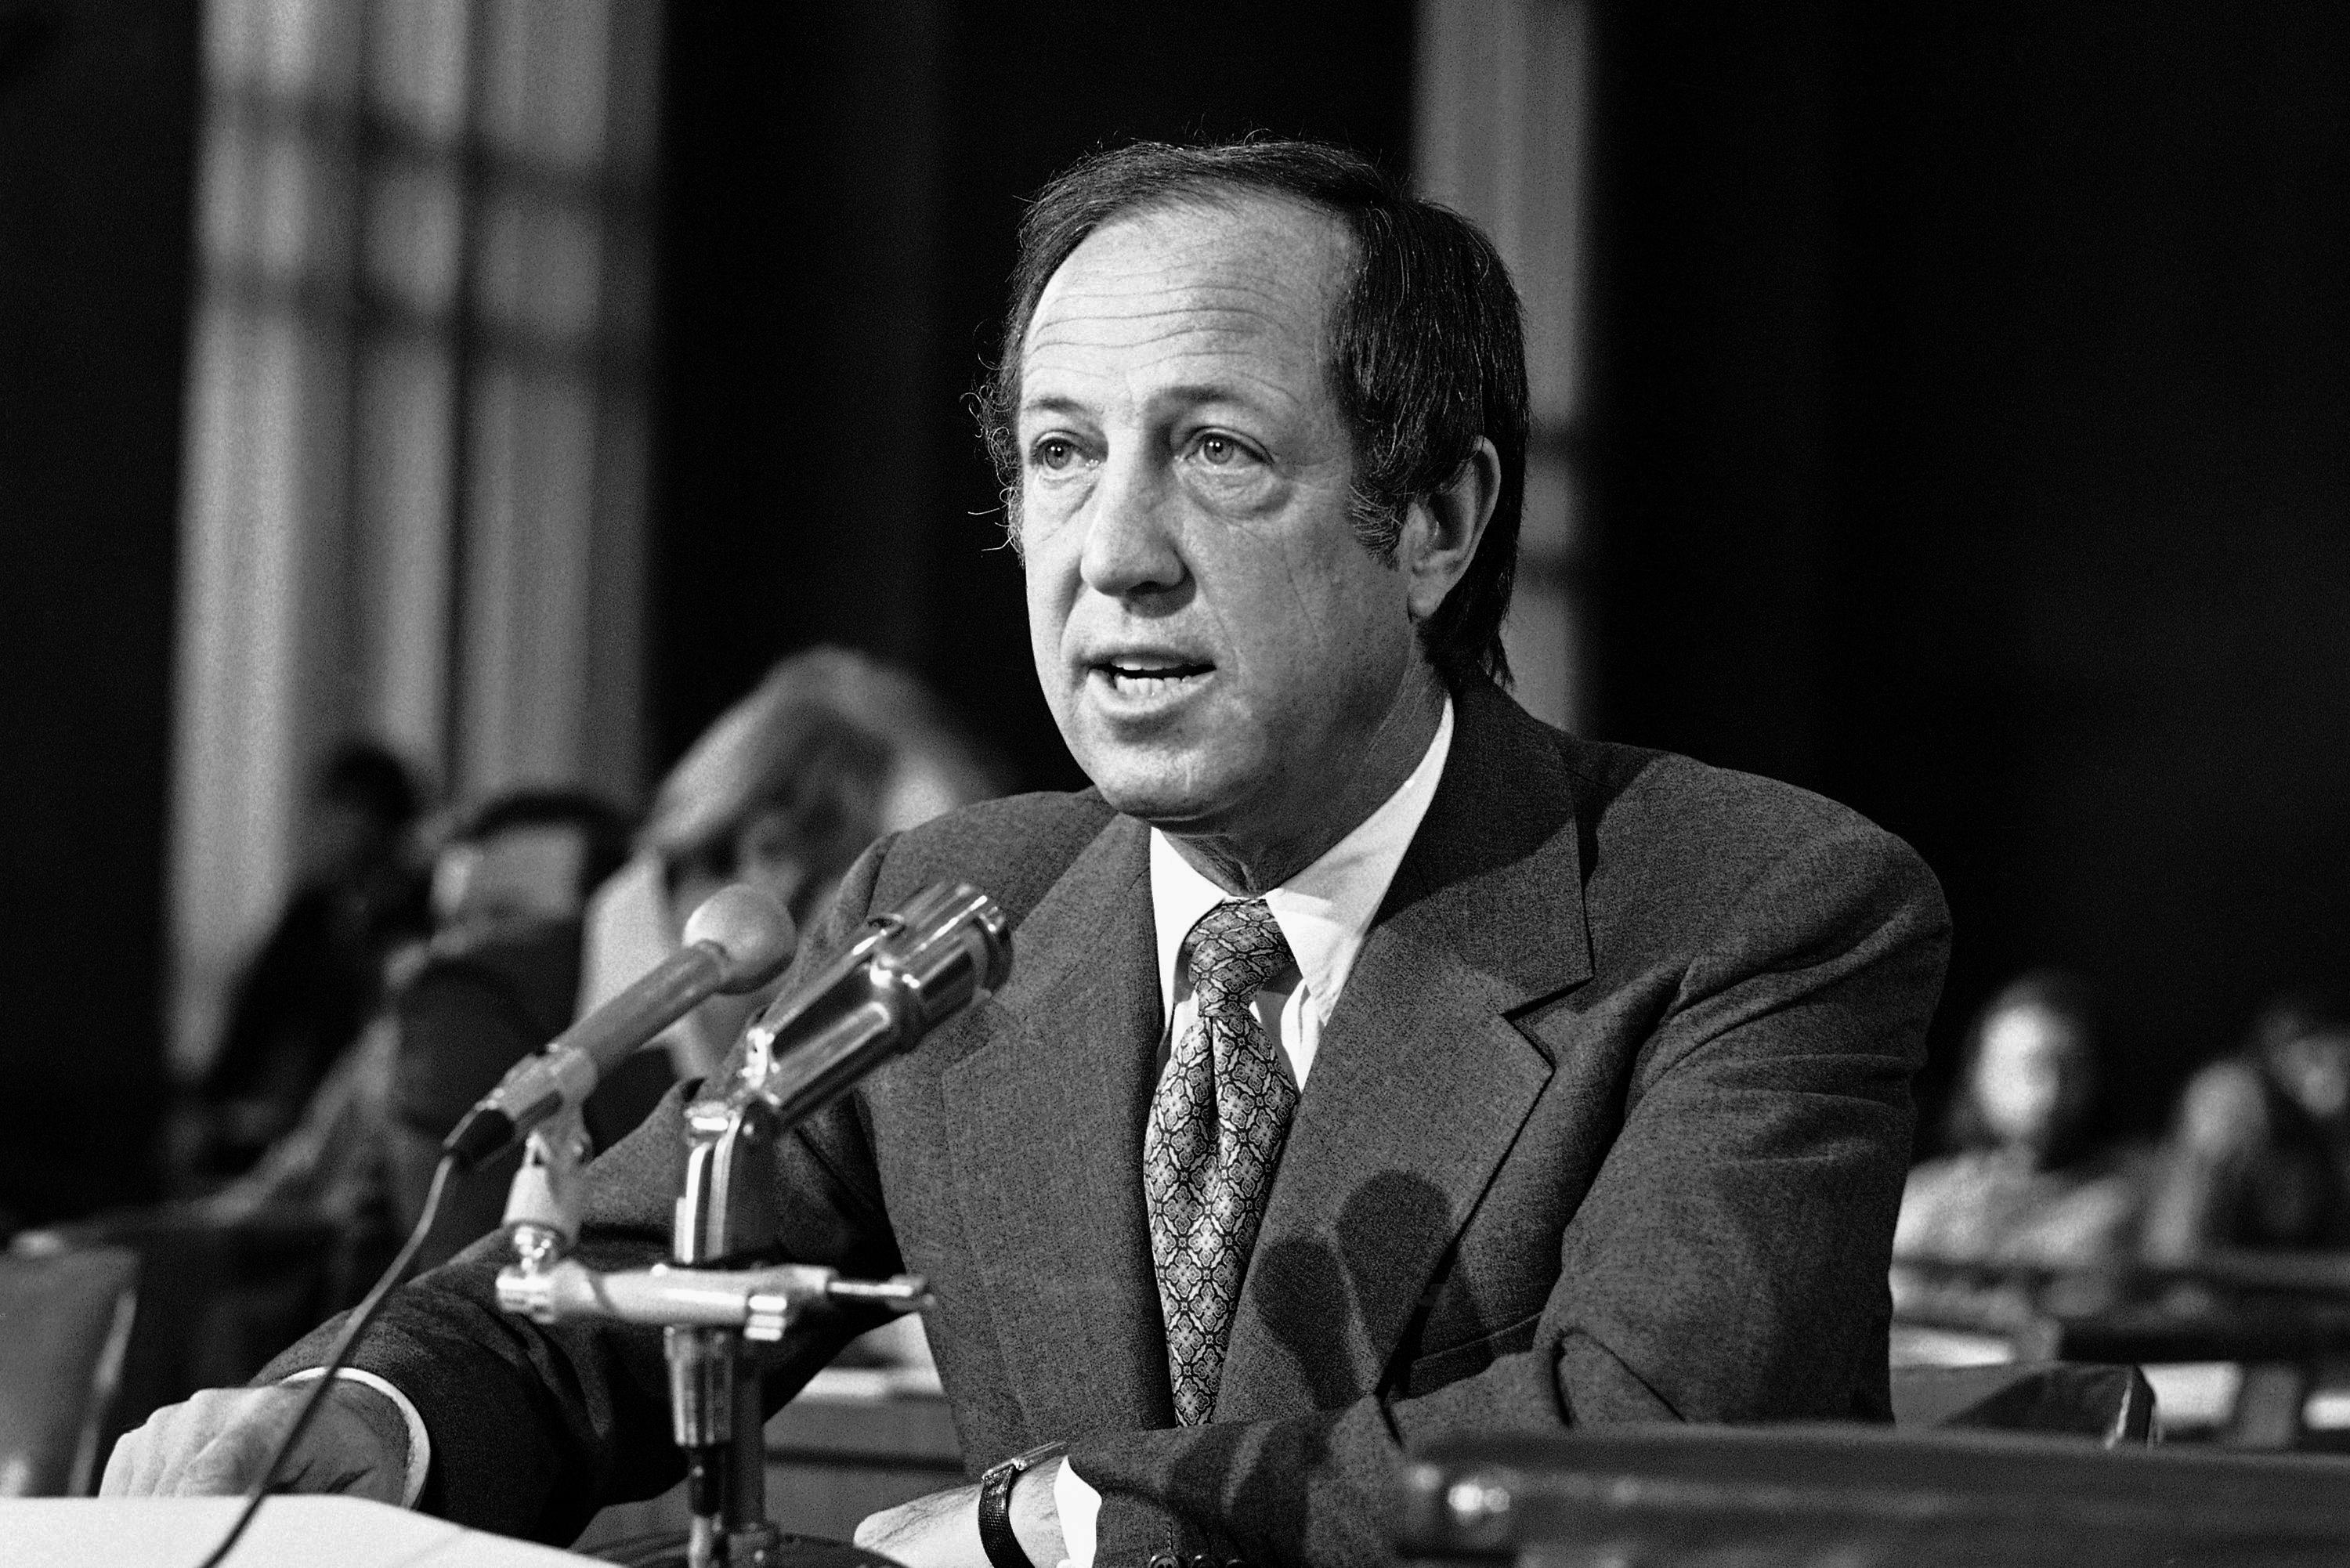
[
  {"xmin": 230, "ymin": 651, "xmax": 1001, "ymax": 1268},
  {"xmin": 179, "ymin": 741, "xmax": 430, "ymax": 1185},
  {"xmin": 370, "ymin": 790, "xmax": 637, "ymax": 1262},
  {"xmin": 428, "ymin": 789, "xmax": 638, "ymax": 940},
  {"xmin": 578, "ymin": 645, "xmax": 1006, "ymax": 1088},
  {"xmin": 199, "ymin": 789, "xmax": 634, "ymax": 1257},
  {"xmin": 2143, "ymin": 991, "xmax": 2350, "ymax": 1259},
  {"xmin": 553, "ymin": 648, "xmax": 1003, "ymax": 1369},
  {"xmin": 52, "ymin": 653, "xmax": 1000, "ymax": 1472},
  {"xmin": 1896, "ymin": 970, "xmax": 2148, "ymax": 1268},
  {"xmin": 7, "ymin": 789, "xmax": 634, "ymax": 1419}
]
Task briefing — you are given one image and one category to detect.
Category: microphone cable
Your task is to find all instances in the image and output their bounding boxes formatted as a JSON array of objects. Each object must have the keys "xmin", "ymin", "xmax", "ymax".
[{"xmin": 193, "ymin": 1151, "xmax": 458, "ymax": 1568}]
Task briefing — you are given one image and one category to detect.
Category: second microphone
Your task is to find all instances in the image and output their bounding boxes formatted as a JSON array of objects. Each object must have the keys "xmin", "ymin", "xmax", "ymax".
[{"xmin": 443, "ymin": 883, "xmax": 797, "ymax": 1169}]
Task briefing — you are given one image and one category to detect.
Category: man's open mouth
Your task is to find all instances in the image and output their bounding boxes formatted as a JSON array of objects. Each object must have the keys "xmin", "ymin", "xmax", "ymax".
[{"xmin": 1097, "ymin": 658, "xmax": 1214, "ymax": 691}]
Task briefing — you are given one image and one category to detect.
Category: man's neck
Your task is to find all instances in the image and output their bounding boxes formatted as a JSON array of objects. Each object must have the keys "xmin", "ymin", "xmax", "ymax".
[{"xmin": 1165, "ymin": 671, "xmax": 1448, "ymax": 896}]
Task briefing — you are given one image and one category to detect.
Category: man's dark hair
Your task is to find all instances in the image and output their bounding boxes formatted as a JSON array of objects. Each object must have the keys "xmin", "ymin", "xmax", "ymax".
[
  {"xmin": 457, "ymin": 789, "xmax": 635, "ymax": 904},
  {"xmin": 978, "ymin": 138, "xmax": 1528, "ymax": 689}
]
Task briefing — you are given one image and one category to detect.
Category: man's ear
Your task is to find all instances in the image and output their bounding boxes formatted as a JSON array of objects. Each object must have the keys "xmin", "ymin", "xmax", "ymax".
[{"xmin": 1400, "ymin": 437, "xmax": 1502, "ymax": 623}]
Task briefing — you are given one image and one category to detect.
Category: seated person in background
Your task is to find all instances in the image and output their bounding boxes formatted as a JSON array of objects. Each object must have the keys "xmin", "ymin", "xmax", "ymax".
[
  {"xmin": 11, "ymin": 789, "xmax": 631, "ymax": 1409},
  {"xmin": 2142, "ymin": 992, "xmax": 2350, "ymax": 1260},
  {"xmin": 428, "ymin": 791, "xmax": 636, "ymax": 941},
  {"xmin": 1896, "ymin": 970, "xmax": 2149, "ymax": 1270},
  {"xmin": 581, "ymin": 645, "xmax": 1007, "ymax": 1086},
  {"xmin": 378, "ymin": 790, "xmax": 638, "ymax": 1264},
  {"xmin": 230, "ymin": 654, "xmax": 1002, "ymax": 1270},
  {"xmin": 208, "ymin": 789, "xmax": 634, "ymax": 1270},
  {"xmin": 180, "ymin": 741, "xmax": 430, "ymax": 1184}
]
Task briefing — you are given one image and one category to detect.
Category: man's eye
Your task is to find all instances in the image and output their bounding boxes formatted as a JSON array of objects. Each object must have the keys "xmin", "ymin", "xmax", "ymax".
[
  {"xmin": 1192, "ymin": 433, "xmax": 1260, "ymax": 468},
  {"xmin": 1031, "ymin": 436, "xmax": 1082, "ymax": 472}
]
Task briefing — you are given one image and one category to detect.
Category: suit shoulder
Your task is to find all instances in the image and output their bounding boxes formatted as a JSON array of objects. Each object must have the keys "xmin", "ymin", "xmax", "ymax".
[
  {"xmin": 867, "ymin": 790, "xmax": 1119, "ymax": 923},
  {"xmin": 1561, "ymin": 735, "xmax": 1940, "ymax": 911}
]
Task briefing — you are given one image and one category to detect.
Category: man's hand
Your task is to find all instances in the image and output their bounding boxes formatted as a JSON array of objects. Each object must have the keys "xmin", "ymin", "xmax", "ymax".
[
  {"xmin": 853, "ymin": 1457, "xmax": 1067, "ymax": 1568},
  {"xmin": 100, "ymin": 1382, "xmax": 410, "ymax": 1503}
]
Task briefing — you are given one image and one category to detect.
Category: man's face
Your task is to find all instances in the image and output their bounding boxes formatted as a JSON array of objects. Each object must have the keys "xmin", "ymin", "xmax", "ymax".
[{"xmin": 1017, "ymin": 197, "xmax": 1426, "ymax": 851}]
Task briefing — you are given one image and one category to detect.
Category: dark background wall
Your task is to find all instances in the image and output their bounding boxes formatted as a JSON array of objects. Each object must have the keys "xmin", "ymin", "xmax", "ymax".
[
  {"xmin": 1586, "ymin": 2, "xmax": 2350, "ymax": 1135},
  {"xmin": 0, "ymin": 0, "xmax": 195, "ymax": 1223}
]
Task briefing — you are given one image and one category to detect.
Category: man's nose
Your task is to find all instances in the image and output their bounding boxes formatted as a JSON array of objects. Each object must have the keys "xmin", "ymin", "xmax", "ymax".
[{"xmin": 1078, "ymin": 449, "xmax": 1185, "ymax": 598}]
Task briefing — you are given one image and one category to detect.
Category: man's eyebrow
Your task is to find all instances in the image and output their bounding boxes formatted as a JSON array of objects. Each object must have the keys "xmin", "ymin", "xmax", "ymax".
[{"xmin": 1151, "ymin": 381, "xmax": 1275, "ymax": 410}]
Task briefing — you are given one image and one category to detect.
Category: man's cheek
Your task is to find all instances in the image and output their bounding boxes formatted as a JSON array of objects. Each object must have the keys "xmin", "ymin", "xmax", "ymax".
[
  {"xmin": 1018, "ymin": 533, "xmax": 1073, "ymax": 625},
  {"xmin": 1018, "ymin": 473, "xmax": 1094, "ymax": 540},
  {"xmin": 1018, "ymin": 511, "xmax": 1087, "ymax": 594}
]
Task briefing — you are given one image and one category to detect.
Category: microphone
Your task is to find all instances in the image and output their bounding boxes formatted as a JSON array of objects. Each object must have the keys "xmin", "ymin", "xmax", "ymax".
[
  {"xmin": 444, "ymin": 883, "xmax": 797, "ymax": 1169},
  {"xmin": 742, "ymin": 882, "xmax": 1011, "ymax": 1131}
]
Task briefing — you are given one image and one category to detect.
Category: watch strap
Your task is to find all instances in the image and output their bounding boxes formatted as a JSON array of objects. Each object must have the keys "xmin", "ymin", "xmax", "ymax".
[{"xmin": 978, "ymin": 1440, "xmax": 1065, "ymax": 1568}]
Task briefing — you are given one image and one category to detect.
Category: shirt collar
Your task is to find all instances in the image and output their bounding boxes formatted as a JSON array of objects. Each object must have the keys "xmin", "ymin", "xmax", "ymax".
[{"xmin": 1148, "ymin": 698, "xmax": 1455, "ymax": 1024}]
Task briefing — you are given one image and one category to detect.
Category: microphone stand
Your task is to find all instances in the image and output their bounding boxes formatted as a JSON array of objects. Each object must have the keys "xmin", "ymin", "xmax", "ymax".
[
  {"xmin": 501, "ymin": 1105, "xmax": 591, "ymax": 1284},
  {"xmin": 494, "ymin": 883, "xmax": 1010, "ymax": 1568}
]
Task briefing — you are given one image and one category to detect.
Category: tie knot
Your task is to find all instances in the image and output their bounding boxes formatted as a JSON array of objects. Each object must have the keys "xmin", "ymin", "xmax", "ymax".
[{"xmin": 1184, "ymin": 899, "xmax": 1293, "ymax": 1011}]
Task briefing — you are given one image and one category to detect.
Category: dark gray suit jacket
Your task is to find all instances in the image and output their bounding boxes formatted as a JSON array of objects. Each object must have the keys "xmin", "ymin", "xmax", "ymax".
[{"xmin": 273, "ymin": 681, "xmax": 1949, "ymax": 1566}]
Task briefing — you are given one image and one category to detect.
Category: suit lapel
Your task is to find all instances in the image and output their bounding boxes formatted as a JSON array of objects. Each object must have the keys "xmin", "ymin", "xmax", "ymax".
[
  {"xmin": 937, "ymin": 815, "xmax": 1175, "ymax": 1434},
  {"xmin": 1216, "ymin": 684, "xmax": 1594, "ymax": 1420}
]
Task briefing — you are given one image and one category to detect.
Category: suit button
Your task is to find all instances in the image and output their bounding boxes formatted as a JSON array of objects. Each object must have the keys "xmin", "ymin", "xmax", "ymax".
[{"xmin": 1146, "ymin": 1555, "xmax": 1180, "ymax": 1568}]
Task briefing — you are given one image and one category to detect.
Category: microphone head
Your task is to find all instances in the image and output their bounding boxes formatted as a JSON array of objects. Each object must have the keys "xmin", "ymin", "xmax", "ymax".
[{"xmin": 683, "ymin": 883, "xmax": 797, "ymax": 992}]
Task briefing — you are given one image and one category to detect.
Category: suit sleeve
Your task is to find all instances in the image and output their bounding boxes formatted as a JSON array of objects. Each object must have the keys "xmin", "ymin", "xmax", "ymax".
[
  {"xmin": 1065, "ymin": 819, "xmax": 1949, "ymax": 1567},
  {"xmin": 255, "ymin": 841, "xmax": 908, "ymax": 1545}
]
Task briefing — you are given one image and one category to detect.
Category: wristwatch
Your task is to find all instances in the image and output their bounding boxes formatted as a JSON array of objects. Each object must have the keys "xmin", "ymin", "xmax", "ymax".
[{"xmin": 977, "ymin": 1440, "xmax": 1066, "ymax": 1568}]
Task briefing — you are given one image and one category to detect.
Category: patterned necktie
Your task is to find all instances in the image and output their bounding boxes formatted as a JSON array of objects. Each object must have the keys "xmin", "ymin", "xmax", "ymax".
[{"xmin": 1144, "ymin": 898, "xmax": 1300, "ymax": 1425}]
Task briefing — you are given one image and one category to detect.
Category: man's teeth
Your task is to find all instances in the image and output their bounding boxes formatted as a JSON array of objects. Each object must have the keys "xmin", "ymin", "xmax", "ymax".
[{"xmin": 1107, "ymin": 663, "xmax": 1205, "ymax": 682}]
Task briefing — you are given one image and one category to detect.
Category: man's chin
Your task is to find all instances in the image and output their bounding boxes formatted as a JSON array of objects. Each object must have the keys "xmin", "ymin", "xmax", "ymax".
[
  {"xmin": 1080, "ymin": 754, "xmax": 1235, "ymax": 833},
  {"xmin": 1093, "ymin": 778, "xmax": 1219, "ymax": 830},
  {"xmin": 1060, "ymin": 708, "xmax": 1270, "ymax": 829}
]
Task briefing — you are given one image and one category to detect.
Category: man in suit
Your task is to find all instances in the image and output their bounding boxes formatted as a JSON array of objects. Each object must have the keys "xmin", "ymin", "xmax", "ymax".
[{"xmin": 107, "ymin": 140, "xmax": 1947, "ymax": 1568}]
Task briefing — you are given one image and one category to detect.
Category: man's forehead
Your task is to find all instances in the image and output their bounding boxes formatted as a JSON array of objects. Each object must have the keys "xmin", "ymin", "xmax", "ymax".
[{"xmin": 1020, "ymin": 194, "xmax": 1352, "ymax": 374}]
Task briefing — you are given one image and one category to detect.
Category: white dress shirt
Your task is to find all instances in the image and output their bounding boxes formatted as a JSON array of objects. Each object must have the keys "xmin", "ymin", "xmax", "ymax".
[
  {"xmin": 338, "ymin": 702, "xmax": 1456, "ymax": 1562},
  {"xmin": 1055, "ymin": 698, "xmax": 1454, "ymax": 1566}
]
